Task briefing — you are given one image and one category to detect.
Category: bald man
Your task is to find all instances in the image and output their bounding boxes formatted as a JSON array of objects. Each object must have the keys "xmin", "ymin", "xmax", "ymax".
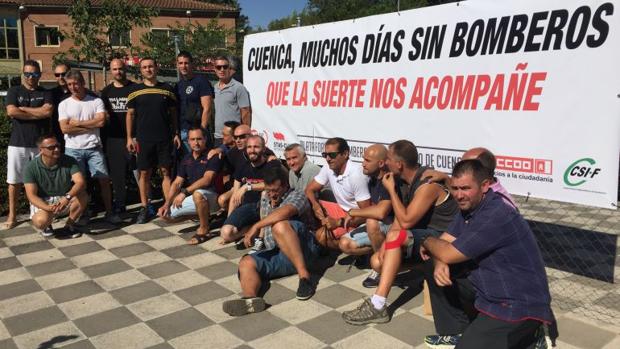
[
  {"xmin": 101, "ymin": 58, "xmax": 136, "ymax": 214},
  {"xmin": 462, "ymin": 147, "xmax": 517, "ymax": 209},
  {"xmin": 339, "ymin": 144, "xmax": 395, "ymax": 288}
]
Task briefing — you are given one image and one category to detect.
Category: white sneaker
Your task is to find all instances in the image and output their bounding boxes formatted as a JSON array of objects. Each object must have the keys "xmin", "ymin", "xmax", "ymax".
[{"xmin": 40, "ymin": 226, "xmax": 55, "ymax": 238}]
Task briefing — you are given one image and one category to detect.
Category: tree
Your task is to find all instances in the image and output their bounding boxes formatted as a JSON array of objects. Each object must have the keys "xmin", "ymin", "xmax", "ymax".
[
  {"xmin": 138, "ymin": 20, "xmax": 235, "ymax": 71},
  {"xmin": 200, "ymin": 0, "xmax": 249, "ymax": 54},
  {"xmin": 54, "ymin": 0, "xmax": 157, "ymax": 66}
]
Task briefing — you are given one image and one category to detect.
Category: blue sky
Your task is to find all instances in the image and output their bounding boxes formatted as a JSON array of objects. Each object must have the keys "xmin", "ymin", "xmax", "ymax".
[{"xmin": 239, "ymin": 0, "xmax": 308, "ymax": 29}]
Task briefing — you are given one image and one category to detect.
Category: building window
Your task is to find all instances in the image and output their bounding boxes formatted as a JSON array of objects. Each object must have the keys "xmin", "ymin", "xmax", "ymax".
[
  {"xmin": 0, "ymin": 17, "xmax": 19, "ymax": 59},
  {"xmin": 109, "ymin": 30, "xmax": 130, "ymax": 47},
  {"xmin": 35, "ymin": 26, "xmax": 61, "ymax": 47},
  {"xmin": 150, "ymin": 28, "xmax": 184, "ymax": 45}
]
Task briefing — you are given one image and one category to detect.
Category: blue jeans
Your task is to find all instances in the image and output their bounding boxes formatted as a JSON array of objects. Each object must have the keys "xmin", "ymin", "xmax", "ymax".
[
  {"xmin": 65, "ymin": 147, "xmax": 109, "ymax": 178},
  {"xmin": 249, "ymin": 220, "xmax": 320, "ymax": 280}
]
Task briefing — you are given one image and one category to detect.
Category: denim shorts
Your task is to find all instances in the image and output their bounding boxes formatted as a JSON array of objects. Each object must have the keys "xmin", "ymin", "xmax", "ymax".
[
  {"xmin": 223, "ymin": 202, "xmax": 260, "ymax": 229},
  {"xmin": 342, "ymin": 221, "xmax": 391, "ymax": 248},
  {"xmin": 250, "ymin": 220, "xmax": 320, "ymax": 280},
  {"xmin": 170, "ymin": 189, "xmax": 219, "ymax": 218},
  {"xmin": 65, "ymin": 147, "xmax": 109, "ymax": 178}
]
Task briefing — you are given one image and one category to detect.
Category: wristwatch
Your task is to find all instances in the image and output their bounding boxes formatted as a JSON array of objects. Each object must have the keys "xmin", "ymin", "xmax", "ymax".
[
  {"xmin": 65, "ymin": 194, "xmax": 72, "ymax": 200},
  {"xmin": 246, "ymin": 183, "xmax": 252, "ymax": 192}
]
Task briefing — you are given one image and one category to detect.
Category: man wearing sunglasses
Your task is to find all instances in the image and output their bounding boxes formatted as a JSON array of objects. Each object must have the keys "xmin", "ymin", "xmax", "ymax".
[
  {"xmin": 305, "ymin": 138, "xmax": 372, "ymax": 250},
  {"xmin": 213, "ymin": 56, "xmax": 251, "ymax": 146},
  {"xmin": 4, "ymin": 60, "xmax": 53, "ymax": 230},
  {"xmin": 49, "ymin": 63, "xmax": 70, "ymax": 147},
  {"xmin": 23, "ymin": 135, "xmax": 87, "ymax": 238}
]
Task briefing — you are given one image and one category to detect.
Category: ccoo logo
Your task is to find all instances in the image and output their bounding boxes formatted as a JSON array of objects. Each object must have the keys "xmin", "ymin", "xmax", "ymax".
[{"xmin": 563, "ymin": 158, "xmax": 601, "ymax": 187}]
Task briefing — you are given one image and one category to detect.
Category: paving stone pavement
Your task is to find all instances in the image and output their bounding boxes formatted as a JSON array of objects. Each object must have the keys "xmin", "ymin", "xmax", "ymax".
[{"xmin": 0, "ymin": 211, "xmax": 619, "ymax": 349}]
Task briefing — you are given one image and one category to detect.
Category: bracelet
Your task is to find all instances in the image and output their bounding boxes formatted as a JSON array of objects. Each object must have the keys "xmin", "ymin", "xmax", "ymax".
[{"xmin": 181, "ymin": 188, "xmax": 190, "ymax": 196}]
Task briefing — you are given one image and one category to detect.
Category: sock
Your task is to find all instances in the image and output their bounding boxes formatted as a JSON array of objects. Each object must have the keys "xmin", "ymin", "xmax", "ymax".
[{"xmin": 371, "ymin": 294, "xmax": 386, "ymax": 310}]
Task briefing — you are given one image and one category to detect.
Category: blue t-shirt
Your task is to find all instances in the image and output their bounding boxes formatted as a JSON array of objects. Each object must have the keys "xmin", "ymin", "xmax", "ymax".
[
  {"xmin": 450, "ymin": 190, "xmax": 553, "ymax": 323},
  {"xmin": 176, "ymin": 75, "xmax": 214, "ymax": 130},
  {"xmin": 369, "ymin": 176, "xmax": 394, "ymax": 224},
  {"xmin": 177, "ymin": 152, "xmax": 221, "ymax": 189}
]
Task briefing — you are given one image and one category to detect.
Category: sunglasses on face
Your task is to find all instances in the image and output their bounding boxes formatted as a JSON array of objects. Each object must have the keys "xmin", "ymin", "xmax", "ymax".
[
  {"xmin": 54, "ymin": 72, "xmax": 67, "ymax": 77},
  {"xmin": 41, "ymin": 144, "xmax": 60, "ymax": 150},
  {"xmin": 233, "ymin": 134, "xmax": 248, "ymax": 140},
  {"xmin": 23, "ymin": 72, "xmax": 41, "ymax": 78},
  {"xmin": 322, "ymin": 151, "xmax": 341, "ymax": 159},
  {"xmin": 215, "ymin": 65, "xmax": 229, "ymax": 71}
]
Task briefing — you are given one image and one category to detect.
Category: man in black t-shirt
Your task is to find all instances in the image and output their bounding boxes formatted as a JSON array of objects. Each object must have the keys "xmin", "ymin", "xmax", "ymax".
[
  {"xmin": 49, "ymin": 63, "xmax": 70, "ymax": 147},
  {"xmin": 220, "ymin": 135, "xmax": 281, "ymax": 243},
  {"xmin": 101, "ymin": 59, "xmax": 135, "ymax": 213},
  {"xmin": 4, "ymin": 60, "xmax": 53, "ymax": 229},
  {"xmin": 126, "ymin": 57, "xmax": 181, "ymax": 223}
]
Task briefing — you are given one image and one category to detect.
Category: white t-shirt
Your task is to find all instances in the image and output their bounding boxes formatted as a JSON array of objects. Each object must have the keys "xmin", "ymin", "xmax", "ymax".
[
  {"xmin": 58, "ymin": 95, "xmax": 105, "ymax": 149},
  {"xmin": 314, "ymin": 160, "xmax": 371, "ymax": 211}
]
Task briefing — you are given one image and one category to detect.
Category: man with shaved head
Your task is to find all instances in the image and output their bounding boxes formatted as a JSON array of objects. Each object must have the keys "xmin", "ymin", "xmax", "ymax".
[
  {"xmin": 101, "ymin": 58, "xmax": 135, "ymax": 214},
  {"xmin": 339, "ymin": 144, "xmax": 394, "ymax": 287},
  {"xmin": 462, "ymin": 147, "xmax": 516, "ymax": 209}
]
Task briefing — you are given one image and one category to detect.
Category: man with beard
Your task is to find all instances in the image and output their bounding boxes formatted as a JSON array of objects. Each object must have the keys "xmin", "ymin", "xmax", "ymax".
[
  {"xmin": 100, "ymin": 58, "xmax": 135, "ymax": 214},
  {"xmin": 176, "ymin": 51, "xmax": 214, "ymax": 151},
  {"xmin": 219, "ymin": 135, "xmax": 281, "ymax": 243},
  {"xmin": 126, "ymin": 57, "xmax": 181, "ymax": 224},
  {"xmin": 157, "ymin": 127, "xmax": 221, "ymax": 245}
]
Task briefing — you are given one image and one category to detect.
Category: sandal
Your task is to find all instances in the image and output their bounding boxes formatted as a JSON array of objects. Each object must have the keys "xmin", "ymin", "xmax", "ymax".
[{"xmin": 188, "ymin": 231, "xmax": 218, "ymax": 245}]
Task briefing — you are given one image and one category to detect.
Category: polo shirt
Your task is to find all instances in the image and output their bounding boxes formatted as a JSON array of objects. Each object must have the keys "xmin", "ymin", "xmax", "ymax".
[
  {"xmin": 313, "ymin": 160, "xmax": 370, "ymax": 211},
  {"xmin": 177, "ymin": 152, "xmax": 222, "ymax": 190},
  {"xmin": 450, "ymin": 190, "xmax": 553, "ymax": 323},
  {"xmin": 23, "ymin": 155, "xmax": 80, "ymax": 198},
  {"xmin": 213, "ymin": 78, "xmax": 250, "ymax": 138},
  {"xmin": 289, "ymin": 160, "xmax": 320, "ymax": 191}
]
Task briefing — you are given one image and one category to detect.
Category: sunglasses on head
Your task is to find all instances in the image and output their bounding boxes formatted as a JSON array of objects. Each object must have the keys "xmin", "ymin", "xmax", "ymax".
[
  {"xmin": 41, "ymin": 144, "xmax": 60, "ymax": 150},
  {"xmin": 215, "ymin": 65, "xmax": 229, "ymax": 70},
  {"xmin": 233, "ymin": 134, "xmax": 248, "ymax": 140},
  {"xmin": 54, "ymin": 72, "xmax": 67, "ymax": 77},
  {"xmin": 23, "ymin": 72, "xmax": 41, "ymax": 78},
  {"xmin": 321, "ymin": 151, "xmax": 341, "ymax": 159}
]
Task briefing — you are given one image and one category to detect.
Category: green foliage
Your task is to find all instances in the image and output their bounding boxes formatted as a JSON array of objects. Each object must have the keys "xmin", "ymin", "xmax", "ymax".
[
  {"xmin": 55, "ymin": 0, "xmax": 157, "ymax": 65},
  {"xmin": 138, "ymin": 20, "xmax": 235, "ymax": 70},
  {"xmin": 207, "ymin": 0, "xmax": 249, "ymax": 53}
]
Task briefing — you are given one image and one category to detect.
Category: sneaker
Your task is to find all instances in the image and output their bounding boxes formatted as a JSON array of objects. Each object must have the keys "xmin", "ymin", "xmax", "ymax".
[
  {"xmin": 222, "ymin": 297, "xmax": 266, "ymax": 316},
  {"xmin": 147, "ymin": 203, "xmax": 156, "ymax": 217},
  {"xmin": 342, "ymin": 297, "xmax": 389, "ymax": 325},
  {"xmin": 105, "ymin": 212, "xmax": 122, "ymax": 224},
  {"xmin": 362, "ymin": 270, "xmax": 380, "ymax": 288},
  {"xmin": 296, "ymin": 277, "xmax": 315, "ymax": 300},
  {"xmin": 235, "ymin": 239, "xmax": 247, "ymax": 250},
  {"xmin": 424, "ymin": 334, "xmax": 461, "ymax": 348},
  {"xmin": 40, "ymin": 226, "xmax": 55, "ymax": 238},
  {"xmin": 136, "ymin": 206, "xmax": 149, "ymax": 224},
  {"xmin": 75, "ymin": 212, "xmax": 90, "ymax": 227},
  {"xmin": 65, "ymin": 225, "xmax": 82, "ymax": 239},
  {"xmin": 533, "ymin": 326, "xmax": 548, "ymax": 349},
  {"xmin": 248, "ymin": 237, "xmax": 265, "ymax": 255}
]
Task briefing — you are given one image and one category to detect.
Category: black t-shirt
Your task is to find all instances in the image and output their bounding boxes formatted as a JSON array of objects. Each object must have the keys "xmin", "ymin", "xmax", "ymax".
[
  {"xmin": 126, "ymin": 82, "xmax": 177, "ymax": 142},
  {"xmin": 101, "ymin": 81, "xmax": 135, "ymax": 139},
  {"xmin": 233, "ymin": 159, "xmax": 281, "ymax": 204},
  {"xmin": 7, "ymin": 85, "xmax": 53, "ymax": 147},
  {"xmin": 224, "ymin": 146, "xmax": 276, "ymax": 176},
  {"xmin": 178, "ymin": 152, "xmax": 222, "ymax": 189},
  {"xmin": 369, "ymin": 176, "xmax": 394, "ymax": 224},
  {"xmin": 176, "ymin": 75, "xmax": 214, "ymax": 130}
]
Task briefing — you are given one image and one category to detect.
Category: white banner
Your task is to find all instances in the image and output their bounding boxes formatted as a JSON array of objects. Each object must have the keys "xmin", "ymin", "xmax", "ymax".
[{"xmin": 243, "ymin": 0, "xmax": 620, "ymax": 209}]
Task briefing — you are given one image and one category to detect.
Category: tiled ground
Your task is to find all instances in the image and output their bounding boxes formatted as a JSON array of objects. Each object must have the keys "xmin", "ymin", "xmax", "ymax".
[{"xmin": 0, "ymin": 208, "xmax": 619, "ymax": 349}]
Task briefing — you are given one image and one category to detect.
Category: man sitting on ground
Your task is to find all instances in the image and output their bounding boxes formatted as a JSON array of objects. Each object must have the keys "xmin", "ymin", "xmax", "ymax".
[
  {"xmin": 285, "ymin": 143, "xmax": 320, "ymax": 191},
  {"xmin": 342, "ymin": 140, "xmax": 458, "ymax": 325},
  {"xmin": 222, "ymin": 166, "xmax": 321, "ymax": 316},
  {"xmin": 219, "ymin": 135, "xmax": 281, "ymax": 243},
  {"xmin": 420, "ymin": 159, "xmax": 552, "ymax": 348},
  {"xmin": 305, "ymin": 137, "xmax": 371, "ymax": 250},
  {"xmin": 157, "ymin": 127, "xmax": 221, "ymax": 245},
  {"xmin": 340, "ymin": 144, "xmax": 393, "ymax": 288},
  {"xmin": 462, "ymin": 147, "xmax": 517, "ymax": 209},
  {"xmin": 24, "ymin": 135, "xmax": 87, "ymax": 238}
]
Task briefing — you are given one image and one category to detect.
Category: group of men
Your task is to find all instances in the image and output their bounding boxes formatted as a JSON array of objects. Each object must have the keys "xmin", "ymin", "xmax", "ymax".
[{"xmin": 5, "ymin": 55, "xmax": 554, "ymax": 348}]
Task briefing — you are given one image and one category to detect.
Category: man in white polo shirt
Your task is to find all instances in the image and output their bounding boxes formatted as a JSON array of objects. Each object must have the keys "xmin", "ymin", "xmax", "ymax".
[
  {"xmin": 58, "ymin": 70, "xmax": 120, "ymax": 224},
  {"xmin": 305, "ymin": 137, "xmax": 371, "ymax": 250}
]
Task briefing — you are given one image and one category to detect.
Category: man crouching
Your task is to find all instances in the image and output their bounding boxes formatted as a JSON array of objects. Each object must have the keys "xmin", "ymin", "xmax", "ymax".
[{"xmin": 223, "ymin": 166, "xmax": 321, "ymax": 316}]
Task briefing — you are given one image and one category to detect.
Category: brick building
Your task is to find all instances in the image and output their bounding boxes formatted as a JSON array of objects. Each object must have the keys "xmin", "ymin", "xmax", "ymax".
[{"xmin": 0, "ymin": 0, "xmax": 238, "ymax": 90}]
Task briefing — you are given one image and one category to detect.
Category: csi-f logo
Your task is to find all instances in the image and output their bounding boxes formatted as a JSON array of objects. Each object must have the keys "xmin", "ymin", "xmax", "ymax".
[{"xmin": 563, "ymin": 158, "xmax": 601, "ymax": 186}]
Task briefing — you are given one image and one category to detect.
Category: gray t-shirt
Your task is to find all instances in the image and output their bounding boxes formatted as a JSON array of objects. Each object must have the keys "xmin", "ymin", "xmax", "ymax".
[
  {"xmin": 213, "ymin": 78, "xmax": 250, "ymax": 138},
  {"xmin": 289, "ymin": 160, "xmax": 320, "ymax": 191}
]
